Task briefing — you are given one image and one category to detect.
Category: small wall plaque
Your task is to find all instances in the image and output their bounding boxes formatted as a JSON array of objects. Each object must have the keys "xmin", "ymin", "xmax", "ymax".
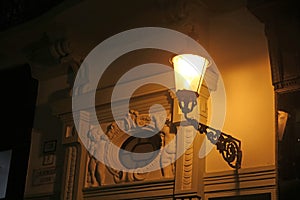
[
  {"xmin": 32, "ymin": 167, "xmax": 56, "ymax": 186},
  {"xmin": 42, "ymin": 154, "xmax": 55, "ymax": 166},
  {"xmin": 43, "ymin": 140, "xmax": 57, "ymax": 153}
]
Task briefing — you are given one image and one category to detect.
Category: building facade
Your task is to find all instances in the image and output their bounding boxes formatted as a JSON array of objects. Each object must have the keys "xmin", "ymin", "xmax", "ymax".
[{"xmin": 1, "ymin": 0, "xmax": 299, "ymax": 199}]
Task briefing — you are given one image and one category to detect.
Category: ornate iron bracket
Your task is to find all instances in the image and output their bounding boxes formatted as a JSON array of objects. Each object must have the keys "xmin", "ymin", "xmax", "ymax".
[
  {"xmin": 176, "ymin": 89, "xmax": 242, "ymax": 169},
  {"xmin": 186, "ymin": 115, "xmax": 242, "ymax": 169}
]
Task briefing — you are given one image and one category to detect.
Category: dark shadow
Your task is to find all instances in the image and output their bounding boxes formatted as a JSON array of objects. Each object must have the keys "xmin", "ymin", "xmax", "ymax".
[
  {"xmin": 0, "ymin": 64, "xmax": 38, "ymax": 200},
  {"xmin": 277, "ymin": 90, "xmax": 300, "ymax": 200}
]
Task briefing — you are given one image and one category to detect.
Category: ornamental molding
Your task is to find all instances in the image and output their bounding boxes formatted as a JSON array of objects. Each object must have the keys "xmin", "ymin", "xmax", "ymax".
[{"xmin": 85, "ymin": 110, "xmax": 176, "ymax": 187}]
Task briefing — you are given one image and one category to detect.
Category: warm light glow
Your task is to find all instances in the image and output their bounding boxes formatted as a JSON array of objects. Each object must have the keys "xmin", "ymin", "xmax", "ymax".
[
  {"xmin": 172, "ymin": 54, "xmax": 209, "ymax": 93},
  {"xmin": 278, "ymin": 110, "xmax": 289, "ymax": 141}
]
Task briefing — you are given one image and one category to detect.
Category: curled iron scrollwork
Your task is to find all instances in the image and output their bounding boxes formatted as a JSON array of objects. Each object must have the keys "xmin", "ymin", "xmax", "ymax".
[
  {"xmin": 205, "ymin": 129, "xmax": 221, "ymax": 144},
  {"xmin": 185, "ymin": 116, "xmax": 242, "ymax": 169},
  {"xmin": 216, "ymin": 133, "xmax": 242, "ymax": 169},
  {"xmin": 201, "ymin": 124, "xmax": 242, "ymax": 169}
]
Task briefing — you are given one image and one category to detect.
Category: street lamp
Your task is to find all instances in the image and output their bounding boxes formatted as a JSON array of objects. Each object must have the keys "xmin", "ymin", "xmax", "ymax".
[{"xmin": 171, "ymin": 54, "xmax": 242, "ymax": 169}]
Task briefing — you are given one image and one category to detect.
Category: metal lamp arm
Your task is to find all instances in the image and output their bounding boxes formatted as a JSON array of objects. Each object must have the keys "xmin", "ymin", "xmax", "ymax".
[{"xmin": 184, "ymin": 114, "xmax": 242, "ymax": 169}]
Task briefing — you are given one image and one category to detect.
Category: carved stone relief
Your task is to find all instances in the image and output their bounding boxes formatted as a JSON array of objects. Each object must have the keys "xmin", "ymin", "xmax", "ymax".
[
  {"xmin": 86, "ymin": 127, "xmax": 106, "ymax": 186},
  {"xmin": 180, "ymin": 126, "xmax": 195, "ymax": 190},
  {"xmin": 160, "ymin": 125, "xmax": 176, "ymax": 178},
  {"xmin": 63, "ymin": 146, "xmax": 77, "ymax": 200},
  {"xmin": 85, "ymin": 110, "xmax": 176, "ymax": 187}
]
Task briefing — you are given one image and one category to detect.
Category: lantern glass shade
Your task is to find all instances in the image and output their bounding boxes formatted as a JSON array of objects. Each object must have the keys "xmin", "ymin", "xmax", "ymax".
[{"xmin": 172, "ymin": 54, "xmax": 209, "ymax": 93}]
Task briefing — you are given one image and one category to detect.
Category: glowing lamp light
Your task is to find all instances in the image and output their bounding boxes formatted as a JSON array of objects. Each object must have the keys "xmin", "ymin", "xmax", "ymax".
[
  {"xmin": 172, "ymin": 54, "xmax": 209, "ymax": 94},
  {"xmin": 171, "ymin": 53, "xmax": 242, "ymax": 169},
  {"xmin": 171, "ymin": 54, "xmax": 210, "ymax": 115}
]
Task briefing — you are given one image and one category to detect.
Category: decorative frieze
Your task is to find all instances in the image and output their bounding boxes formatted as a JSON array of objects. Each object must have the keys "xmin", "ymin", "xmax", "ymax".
[
  {"xmin": 63, "ymin": 146, "xmax": 77, "ymax": 200},
  {"xmin": 84, "ymin": 110, "xmax": 176, "ymax": 187},
  {"xmin": 181, "ymin": 126, "xmax": 195, "ymax": 190}
]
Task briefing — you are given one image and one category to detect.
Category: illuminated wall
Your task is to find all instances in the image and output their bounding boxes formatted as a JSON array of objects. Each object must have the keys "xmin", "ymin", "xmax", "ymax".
[
  {"xmin": 0, "ymin": 0, "xmax": 277, "ymax": 199},
  {"xmin": 206, "ymin": 8, "xmax": 275, "ymax": 172}
]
